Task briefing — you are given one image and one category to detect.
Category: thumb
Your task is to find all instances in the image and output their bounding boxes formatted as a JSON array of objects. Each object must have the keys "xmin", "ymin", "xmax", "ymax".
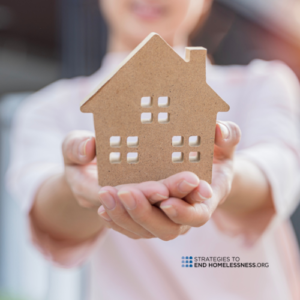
[
  {"xmin": 62, "ymin": 131, "xmax": 96, "ymax": 165},
  {"xmin": 214, "ymin": 121, "xmax": 241, "ymax": 160}
]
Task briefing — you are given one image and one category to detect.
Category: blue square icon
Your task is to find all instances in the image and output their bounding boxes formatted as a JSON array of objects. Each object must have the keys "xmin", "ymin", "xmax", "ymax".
[{"xmin": 182, "ymin": 256, "xmax": 193, "ymax": 268}]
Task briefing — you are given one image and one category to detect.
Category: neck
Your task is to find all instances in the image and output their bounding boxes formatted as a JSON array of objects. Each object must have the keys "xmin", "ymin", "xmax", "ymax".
[{"xmin": 107, "ymin": 31, "xmax": 188, "ymax": 53}]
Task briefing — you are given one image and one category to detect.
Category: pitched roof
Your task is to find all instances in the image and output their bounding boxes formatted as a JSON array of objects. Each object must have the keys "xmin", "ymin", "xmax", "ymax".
[
  {"xmin": 81, "ymin": 33, "xmax": 162, "ymax": 108},
  {"xmin": 80, "ymin": 32, "xmax": 229, "ymax": 113}
]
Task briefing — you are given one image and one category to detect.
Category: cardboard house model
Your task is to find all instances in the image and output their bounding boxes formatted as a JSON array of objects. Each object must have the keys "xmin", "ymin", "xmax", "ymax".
[{"xmin": 80, "ymin": 33, "xmax": 229, "ymax": 186}]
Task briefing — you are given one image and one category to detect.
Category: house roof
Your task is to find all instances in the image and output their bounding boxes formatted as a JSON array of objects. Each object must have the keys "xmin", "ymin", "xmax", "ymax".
[{"xmin": 80, "ymin": 32, "xmax": 229, "ymax": 113}]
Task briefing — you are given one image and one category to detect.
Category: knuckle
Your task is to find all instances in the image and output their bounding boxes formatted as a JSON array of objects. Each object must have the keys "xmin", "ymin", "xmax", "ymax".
[
  {"xmin": 112, "ymin": 213, "xmax": 130, "ymax": 226},
  {"xmin": 106, "ymin": 208, "xmax": 124, "ymax": 222},
  {"xmin": 131, "ymin": 208, "xmax": 151, "ymax": 224},
  {"xmin": 111, "ymin": 210, "xmax": 142, "ymax": 228}
]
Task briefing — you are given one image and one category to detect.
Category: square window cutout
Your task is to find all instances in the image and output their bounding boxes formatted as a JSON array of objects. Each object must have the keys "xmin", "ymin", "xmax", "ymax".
[
  {"xmin": 109, "ymin": 152, "xmax": 121, "ymax": 164},
  {"xmin": 172, "ymin": 152, "xmax": 183, "ymax": 163},
  {"xmin": 172, "ymin": 136, "xmax": 183, "ymax": 147},
  {"xmin": 158, "ymin": 96, "xmax": 170, "ymax": 107},
  {"xmin": 189, "ymin": 152, "xmax": 200, "ymax": 162},
  {"xmin": 141, "ymin": 112, "xmax": 153, "ymax": 124},
  {"xmin": 141, "ymin": 97, "xmax": 152, "ymax": 107},
  {"xmin": 127, "ymin": 136, "xmax": 139, "ymax": 147},
  {"xmin": 189, "ymin": 136, "xmax": 200, "ymax": 146},
  {"xmin": 110, "ymin": 136, "xmax": 121, "ymax": 147},
  {"xmin": 158, "ymin": 112, "xmax": 170, "ymax": 124},
  {"xmin": 127, "ymin": 152, "xmax": 139, "ymax": 164}
]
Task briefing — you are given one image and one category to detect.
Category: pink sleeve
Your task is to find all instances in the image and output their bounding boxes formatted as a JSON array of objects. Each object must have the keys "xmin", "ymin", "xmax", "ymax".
[
  {"xmin": 213, "ymin": 61, "xmax": 300, "ymax": 244},
  {"xmin": 6, "ymin": 79, "xmax": 108, "ymax": 268}
]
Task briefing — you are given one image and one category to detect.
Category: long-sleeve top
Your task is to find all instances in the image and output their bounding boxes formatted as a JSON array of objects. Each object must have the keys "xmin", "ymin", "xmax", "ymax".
[{"xmin": 6, "ymin": 48, "xmax": 300, "ymax": 300}]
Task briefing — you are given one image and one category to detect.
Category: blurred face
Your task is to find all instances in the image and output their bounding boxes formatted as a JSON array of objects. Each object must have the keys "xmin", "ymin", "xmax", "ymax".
[{"xmin": 100, "ymin": 0, "xmax": 209, "ymax": 48}]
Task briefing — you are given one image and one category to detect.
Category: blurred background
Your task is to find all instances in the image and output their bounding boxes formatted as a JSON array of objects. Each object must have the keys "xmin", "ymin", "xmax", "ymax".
[{"xmin": 0, "ymin": 0, "xmax": 299, "ymax": 299}]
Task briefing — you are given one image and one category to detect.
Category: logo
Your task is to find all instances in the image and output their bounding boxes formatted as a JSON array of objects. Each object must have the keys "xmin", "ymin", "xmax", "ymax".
[
  {"xmin": 182, "ymin": 256, "xmax": 193, "ymax": 268},
  {"xmin": 181, "ymin": 256, "xmax": 269, "ymax": 269}
]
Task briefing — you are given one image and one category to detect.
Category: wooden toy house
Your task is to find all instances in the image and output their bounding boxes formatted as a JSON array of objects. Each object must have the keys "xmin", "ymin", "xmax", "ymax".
[{"xmin": 80, "ymin": 33, "xmax": 229, "ymax": 186}]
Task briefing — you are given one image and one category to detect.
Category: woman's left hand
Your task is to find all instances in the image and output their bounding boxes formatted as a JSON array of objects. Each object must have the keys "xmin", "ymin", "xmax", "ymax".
[{"xmin": 160, "ymin": 121, "xmax": 241, "ymax": 228}]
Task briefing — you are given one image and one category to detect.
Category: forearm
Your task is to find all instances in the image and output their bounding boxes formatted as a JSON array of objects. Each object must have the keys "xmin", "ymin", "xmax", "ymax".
[
  {"xmin": 219, "ymin": 157, "xmax": 274, "ymax": 215},
  {"xmin": 30, "ymin": 173, "xmax": 105, "ymax": 242}
]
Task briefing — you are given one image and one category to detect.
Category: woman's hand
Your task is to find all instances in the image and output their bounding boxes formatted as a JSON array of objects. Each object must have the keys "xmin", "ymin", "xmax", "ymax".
[
  {"xmin": 97, "ymin": 121, "xmax": 241, "ymax": 240},
  {"xmin": 159, "ymin": 121, "xmax": 241, "ymax": 227},
  {"xmin": 62, "ymin": 131, "xmax": 101, "ymax": 209},
  {"xmin": 31, "ymin": 130, "xmax": 103, "ymax": 242},
  {"xmin": 60, "ymin": 130, "xmax": 214, "ymax": 241}
]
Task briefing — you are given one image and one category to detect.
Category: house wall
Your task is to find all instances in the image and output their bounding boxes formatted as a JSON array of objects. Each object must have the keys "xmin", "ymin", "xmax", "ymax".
[{"xmin": 93, "ymin": 109, "xmax": 217, "ymax": 186}]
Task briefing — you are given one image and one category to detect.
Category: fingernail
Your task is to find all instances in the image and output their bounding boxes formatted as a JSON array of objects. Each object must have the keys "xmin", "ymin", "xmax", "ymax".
[
  {"xmin": 118, "ymin": 191, "xmax": 136, "ymax": 210},
  {"xmin": 161, "ymin": 204, "xmax": 177, "ymax": 217},
  {"xmin": 151, "ymin": 193, "xmax": 168, "ymax": 201},
  {"xmin": 98, "ymin": 206, "xmax": 112, "ymax": 221},
  {"xmin": 79, "ymin": 138, "xmax": 91, "ymax": 156},
  {"xmin": 218, "ymin": 123, "xmax": 229, "ymax": 139},
  {"xmin": 178, "ymin": 180, "xmax": 198, "ymax": 193},
  {"xmin": 198, "ymin": 181, "xmax": 213, "ymax": 201},
  {"xmin": 99, "ymin": 190, "xmax": 116, "ymax": 210}
]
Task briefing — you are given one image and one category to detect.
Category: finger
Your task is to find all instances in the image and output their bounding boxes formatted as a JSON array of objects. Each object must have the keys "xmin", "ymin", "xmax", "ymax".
[
  {"xmin": 161, "ymin": 172, "xmax": 200, "ymax": 199},
  {"xmin": 62, "ymin": 130, "xmax": 96, "ymax": 165},
  {"xmin": 184, "ymin": 180, "xmax": 213, "ymax": 204},
  {"xmin": 117, "ymin": 187, "xmax": 183, "ymax": 241},
  {"xmin": 98, "ymin": 206, "xmax": 142, "ymax": 239},
  {"xmin": 66, "ymin": 164, "xmax": 100, "ymax": 207},
  {"xmin": 160, "ymin": 198, "xmax": 212, "ymax": 227},
  {"xmin": 214, "ymin": 121, "xmax": 241, "ymax": 160},
  {"xmin": 115, "ymin": 181, "xmax": 169, "ymax": 205},
  {"xmin": 98, "ymin": 187, "xmax": 155, "ymax": 238}
]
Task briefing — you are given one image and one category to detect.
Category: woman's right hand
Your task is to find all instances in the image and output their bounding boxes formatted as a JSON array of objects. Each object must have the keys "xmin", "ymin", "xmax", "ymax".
[
  {"xmin": 62, "ymin": 130, "xmax": 101, "ymax": 209},
  {"xmin": 31, "ymin": 130, "xmax": 104, "ymax": 242}
]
